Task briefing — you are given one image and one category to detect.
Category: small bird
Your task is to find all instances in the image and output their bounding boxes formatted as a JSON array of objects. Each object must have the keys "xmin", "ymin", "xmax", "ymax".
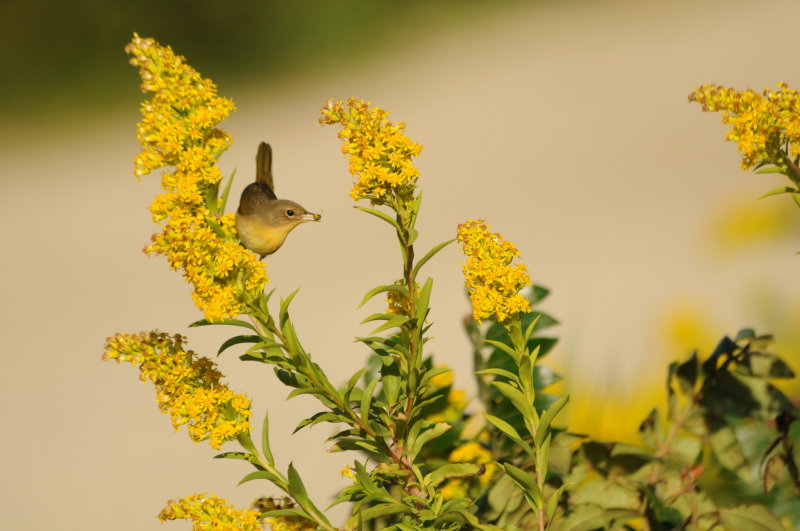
[{"xmin": 236, "ymin": 142, "xmax": 321, "ymax": 258}]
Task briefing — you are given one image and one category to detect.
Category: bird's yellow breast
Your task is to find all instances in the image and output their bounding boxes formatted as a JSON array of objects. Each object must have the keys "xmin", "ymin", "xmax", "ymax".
[{"xmin": 235, "ymin": 213, "xmax": 291, "ymax": 256}]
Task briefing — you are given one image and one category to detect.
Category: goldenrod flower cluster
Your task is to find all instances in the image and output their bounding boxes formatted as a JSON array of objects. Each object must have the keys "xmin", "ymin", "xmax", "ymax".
[
  {"xmin": 456, "ymin": 220, "xmax": 531, "ymax": 324},
  {"xmin": 125, "ymin": 34, "xmax": 267, "ymax": 321},
  {"xmin": 689, "ymin": 83, "xmax": 800, "ymax": 170},
  {"xmin": 102, "ymin": 331, "xmax": 250, "ymax": 449},
  {"xmin": 158, "ymin": 493, "xmax": 261, "ymax": 530},
  {"xmin": 319, "ymin": 98, "xmax": 422, "ymax": 204},
  {"xmin": 252, "ymin": 497, "xmax": 318, "ymax": 531}
]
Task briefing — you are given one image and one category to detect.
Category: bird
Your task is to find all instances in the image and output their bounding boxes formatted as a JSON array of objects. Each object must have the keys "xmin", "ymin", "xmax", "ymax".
[{"xmin": 235, "ymin": 142, "xmax": 321, "ymax": 258}]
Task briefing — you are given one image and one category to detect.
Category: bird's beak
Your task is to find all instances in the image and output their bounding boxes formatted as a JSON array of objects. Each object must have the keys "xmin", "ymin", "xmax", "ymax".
[{"xmin": 301, "ymin": 212, "xmax": 322, "ymax": 222}]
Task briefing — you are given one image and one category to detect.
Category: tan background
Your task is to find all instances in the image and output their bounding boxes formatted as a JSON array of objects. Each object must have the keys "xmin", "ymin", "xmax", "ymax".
[{"xmin": 2, "ymin": 0, "xmax": 800, "ymax": 529}]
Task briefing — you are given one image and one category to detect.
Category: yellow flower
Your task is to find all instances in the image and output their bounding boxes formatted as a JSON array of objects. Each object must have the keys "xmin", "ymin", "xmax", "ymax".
[
  {"xmin": 158, "ymin": 493, "xmax": 261, "ymax": 530},
  {"xmin": 340, "ymin": 465, "xmax": 356, "ymax": 480},
  {"xmin": 319, "ymin": 98, "xmax": 422, "ymax": 205},
  {"xmin": 456, "ymin": 220, "xmax": 531, "ymax": 324},
  {"xmin": 102, "ymin": 331, "xmax": 250, "ymax": 449},
  {"xmin": 689, "ymin": 82, "xmax": 800, "ymax": 170},
  {"xmin": 125, "ymin": 34, "xmax": 267, "ymax": 321}
]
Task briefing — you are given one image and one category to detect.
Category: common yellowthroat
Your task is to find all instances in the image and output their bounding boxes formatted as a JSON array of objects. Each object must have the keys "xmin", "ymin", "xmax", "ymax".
[{"xmin": 235, "ymin": 142, "xmax": 321, "ymax": 258}]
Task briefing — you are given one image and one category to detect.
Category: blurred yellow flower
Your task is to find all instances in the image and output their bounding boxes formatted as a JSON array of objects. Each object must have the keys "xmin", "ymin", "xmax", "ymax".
[
  {"xmin": 689, "ymin": 82, "xmax": 800, "ymax": 170},
  {"xmin": 102, "ymin": 331, "xmax": 250, "ymax": 449},
  {"xmin": 125, "ymin": 34, "xmax": 267, "ymax": 321},
  {"xmin": 158, "ymin": 493, "xmax": 261, "ymax": 530},
  {"xmin": 319, "ymin": 98, "xmax": 422, "ymax": 204},
  {"xmin": 456, "ymin": 219, "xmax": 531, "ymax": 324}
]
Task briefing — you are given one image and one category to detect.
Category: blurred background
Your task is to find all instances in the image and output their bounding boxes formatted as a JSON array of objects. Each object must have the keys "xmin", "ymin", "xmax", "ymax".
[{"xmin": 2, "ymin": 0, "xmax": 800, "ymax": 528}]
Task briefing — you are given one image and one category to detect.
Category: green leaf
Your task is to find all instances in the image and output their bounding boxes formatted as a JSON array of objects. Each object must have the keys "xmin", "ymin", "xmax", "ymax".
[
  {"xmin": 763, "ymin": 453, "xmax": 785, "ymax": 493},
  {"xmin": 358, "ymin": 284, "xmax": 409, "ymax": 309},
  {"xmin": 502, "ymin": 463, "xmax": 543, "ymax": 511},
  {"xmin": 218, "ymin": 167, "xmax": 236, "ymax": 213},
  {"xmin": 261, "ymin": 410, "xmax": 274, "ymax": 464},
  {"xmin": 490, "ymin": 381, "xmax": 534, "ymax": 421},
  {"xmin": 536, "ymin": 395, "xmax": 568, "ymax": 446},
  {"xmin": 189, "ymin": 317, "xmax": 257, "ymax": 331},
  {"xmin": 288, "ymin": 463, "xmax": 332, "ymax": 526},
  {"xmin": 409, "ymin": 422, "xmax": 451, "ymax": 459},
  {"xmin": 413, "ymin": 239, "xmax": 455, "ymax": 276},
  {"xmin": 546, "ymin": 483, "xmax": 567, "ymax": 522},
  {"xmin": 415, "ymin": 278, "xmax": 434, "ymax": 324},
  {"xmin": 426, "ymin": 463, "xmax": 482, "ymax": 487},
  {"xmin": 476, "ymin": 367, "xmax": 518, "ymax": 381},
  {"xmin": 205, "ymin": 217, "xmax": 228, "ymax": 239},
  {"xmin": 360, "ymin": 377, "xmax": 380, "ymax": 422},
  {"xmin": 279, "ymin": 289, "xmax": 300, "ymax": 323},
  {"xmin": 355, "ymin": 206, "xmax": 403, "ymax": 233},
  {"xmin": 759, "ymin": 185, "xmax": 799, "ymax": 198},
  {"xmin": 557, "ymin": 503, "xmax": 612, "ymax": 531},
  {"xmin": 718, "ymin": 504, "xmax": 785, "ymax": 530},
  {"xmin": 213, "ymin": 451, "xmax": 260, "ymax": 465},
  {"xmin": 217, "ymin": 335, "xmax": 262, "ymax": 356},
  {"xmin": 420, "ymin": 366, "xmax": 452, "ymax": 386},
  {"xmin": 484, "ymin": 339, "xmax": 520, "ymax": 364},
  {"xmin": 371, "ymin": 314, "xmax": 410, "ymax": 334},
  {"xmin": 356, "ymin": 503, "xmax": 410, "ymax": 523},
  {"xmin": 259, "ymin": 508, "xmax": 312, "ymax": 520},
  {"xmin": 238, "ymin": 470, "xmax": 280, "ymax": 485}
]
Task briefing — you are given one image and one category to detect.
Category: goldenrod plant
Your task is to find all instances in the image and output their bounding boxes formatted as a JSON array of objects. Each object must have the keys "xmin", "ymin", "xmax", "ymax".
[{"xmin": 103, "ymin": 35, "xmax": 799, "ymax": 530}]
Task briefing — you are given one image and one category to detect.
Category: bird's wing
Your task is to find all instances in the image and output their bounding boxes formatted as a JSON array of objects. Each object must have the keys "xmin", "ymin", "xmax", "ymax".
[{"xmin": 256, "ymin": 141, "xmax": 277, "ymax": 199}]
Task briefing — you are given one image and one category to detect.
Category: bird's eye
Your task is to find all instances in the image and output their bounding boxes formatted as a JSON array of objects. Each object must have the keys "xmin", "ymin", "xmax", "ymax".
[{"xmin": 286, "ymin": 209, "xmax": 295, "ymax": 216}]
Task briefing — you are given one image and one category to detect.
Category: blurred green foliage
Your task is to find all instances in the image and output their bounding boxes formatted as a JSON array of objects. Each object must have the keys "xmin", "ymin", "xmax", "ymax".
[{"xmin": 0, "ymin": 0, "xmax": 530, "ymax": 123}]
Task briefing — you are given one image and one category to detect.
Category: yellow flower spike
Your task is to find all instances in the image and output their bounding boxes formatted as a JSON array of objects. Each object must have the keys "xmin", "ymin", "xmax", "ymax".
[
  {"xmin": 102, "ymin": 331, "xmax": 251, "ymax": 450},
  {"xmin": 125, "ymin": 34, "xmax": 267, "ymax": 321},
  {"xmin": 159, "ymin": 493, "xmax": 261, "ymax": 530},
  {"xmin": 456, "ymin": 219, "xmax": 532, "ymax": 324},
  {"xmin": 689, "ymin": 82, "xmax": 800, "ymax": 170},
  {"xmin": 320, "ymin": 98, "xmax": 423, "ymax": 205}
]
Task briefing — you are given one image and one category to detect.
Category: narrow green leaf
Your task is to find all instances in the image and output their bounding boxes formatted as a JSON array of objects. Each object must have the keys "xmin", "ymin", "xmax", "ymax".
[
  {"xmin": 288, "ymin": 463, "xmax": 332, "ymax": 526},
  {"xmin": 426, "ymin": 463, "xmax": 481, "ymax": 487},
  {"xmin": 218, "ymin": 167, "xmax": 236, "ymax": 213},
  {"xmin": 189, "ymin": 318, "xmax": 257, "ymax": 331},
  {"xmin": 372, "ymin": 314, "xmax": 410, "ymax": 334},
  {"xmin": 491, "ymin": 381, "xmax": 534, "ymax": 420},
  {"xmin": 357, "ymin": 502, "xmax": 410, "ymax": 522},
  {"xmin": 536, "ymin": 396, "xmax": 568, "ymax": 446},
  {"xmin": 420, "ymin": 367, "xmax": 452, "ymax": 386},
  {"xmin": 261, "ymin": 410, "xmax": 274, "ymax": 464},
  {"xmin": 476, "ymin": 367, "xmax": 519, "ymax": 382},
  {"xmin": 259, "ymin": 508, "xmax": 312, "ymax": 520},
  {"xmin": 360, "ymin": 377, "xmax": 380, "ymax": 422},
  {"xmin": 413, "ymin": 239, "xmax": 455, "ymax": 276},
  {"xmin": 355, "ymin": 206, "xmax": 403, "ymax": 233},
  {"xmin": 409, "ymin": 422, "xmax": 451, "ymax": 459},
  {"xmin": 213, "ymin": 451, "xmax": 260, "ymax": 465},
  {"xmin": 502, "ymin": 463, "xmax": 543, "ymax": 510},
  {"xmin": 759, "ymin": 186, "xmax": 799, "ymax": 198},
  {"xmin": 358, "ymin": 284, "xmax": 409, "ymax": 309},
  {"xmin": 484, "ymin": 413, "xmax": 527, "ymax": 449},
  {"xmin": 485, "ymin": 339, "xmax": 520, "ymax": 363},
  {"xmin": 217, "ymin": 335, "xmax": 262, "ymax": 356},
  {"xmin": 238, "ymin": 470, "xmax": 280, "ymax": 485},
  {"xmin": 279, "ymin": 289, "xmax": 300, "ymax": 323},
  {"xmin": 415, "ymin": 278, "xmax": 433, "ymax": 324},
  {"xmin": 546, "ymin": 483, "xmax": 567, "ymax": 522}
]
